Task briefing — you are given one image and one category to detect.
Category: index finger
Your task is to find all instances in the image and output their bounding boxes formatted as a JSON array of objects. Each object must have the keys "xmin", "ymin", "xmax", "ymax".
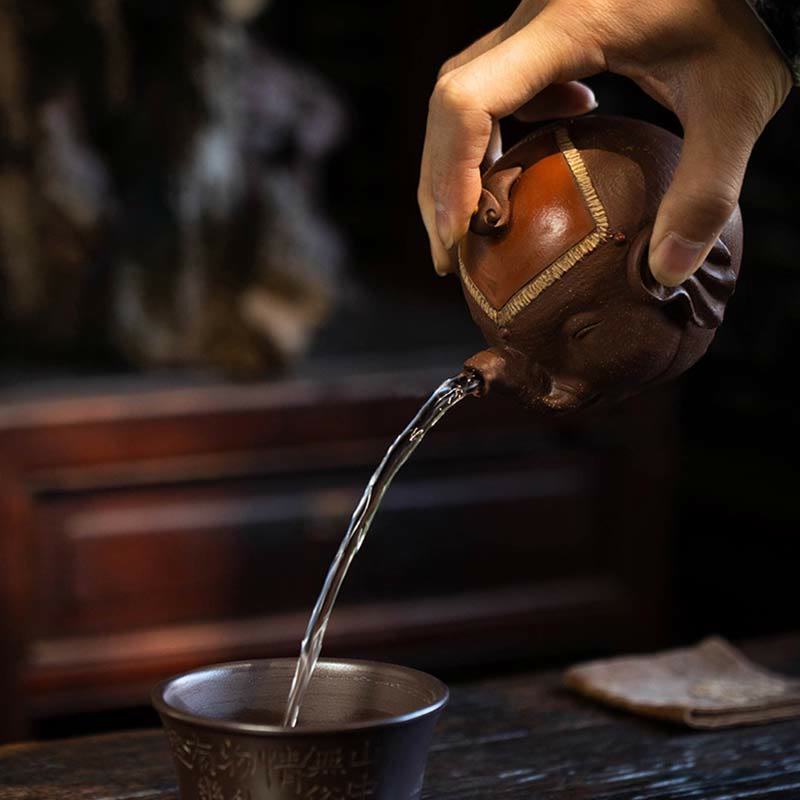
[{"xmin": 425, "ymin": 14, "xmax": 603, "ymax": 257}]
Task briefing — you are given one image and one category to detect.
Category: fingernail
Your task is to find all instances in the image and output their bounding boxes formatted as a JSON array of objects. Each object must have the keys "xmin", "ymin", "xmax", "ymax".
[
  {"xmin": 435, "ymin": 202, "xmax": 454, "ymax": 249},
  {"xmin": 650, "ymin": 232, "xmax": 705, "ymax": 286},
  {"xmin": 582, "ymin": 87, "xmax": 598, "ymax": 111}
]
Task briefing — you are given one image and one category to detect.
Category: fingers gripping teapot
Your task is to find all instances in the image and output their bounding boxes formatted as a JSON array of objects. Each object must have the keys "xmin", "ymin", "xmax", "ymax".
[{"xmin": 458, "ymin": 115, "xmax": 743, "ymax": 411}]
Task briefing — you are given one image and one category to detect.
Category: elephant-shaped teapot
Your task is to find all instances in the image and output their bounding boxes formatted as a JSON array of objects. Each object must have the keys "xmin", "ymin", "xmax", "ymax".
[{"xmin": 459, "ymin": 115, "xmax": 742, "ymax": 411}]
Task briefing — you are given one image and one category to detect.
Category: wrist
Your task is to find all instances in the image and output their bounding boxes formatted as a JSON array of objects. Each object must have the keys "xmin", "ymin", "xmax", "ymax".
[{"xmin": 740, "ymin": 0, "xmax": 799, "ymax": 85}]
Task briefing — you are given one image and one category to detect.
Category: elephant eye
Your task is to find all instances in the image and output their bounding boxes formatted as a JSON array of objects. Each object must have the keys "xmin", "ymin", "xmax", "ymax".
[{"xmin": 569, "ymin": 319, "xmax": 602, "ymax": 340}]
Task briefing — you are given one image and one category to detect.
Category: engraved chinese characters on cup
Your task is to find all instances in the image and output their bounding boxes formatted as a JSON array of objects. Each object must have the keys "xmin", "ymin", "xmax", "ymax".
[
  {"xmin": 153, "ymin": 659, "xmax": 447, "ymax": 800},
  {"xmin": 264, "ymin": 741, "xmax": 375, "ymax": 797},
  {"xmin": 166, "ymin": 727, "xmax": 378, "ymax": 799}
]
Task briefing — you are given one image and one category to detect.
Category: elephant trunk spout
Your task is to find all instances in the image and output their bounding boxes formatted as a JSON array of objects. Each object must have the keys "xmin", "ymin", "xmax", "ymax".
[{"xmin": 463, "ymin": 349, "xmax": 509, "ymax": 397}]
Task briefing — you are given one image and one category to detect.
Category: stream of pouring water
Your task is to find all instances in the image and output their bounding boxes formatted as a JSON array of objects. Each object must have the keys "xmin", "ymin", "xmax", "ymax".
[{"xmin": 283, "ymin": 371, "xmax": 482, "ymax": 727}]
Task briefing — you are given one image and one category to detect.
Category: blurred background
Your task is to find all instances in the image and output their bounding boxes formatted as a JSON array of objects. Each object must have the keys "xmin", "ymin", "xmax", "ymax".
[{"xmin": 0, "ymin": 0, "xmax": 798, "ymax": 743}]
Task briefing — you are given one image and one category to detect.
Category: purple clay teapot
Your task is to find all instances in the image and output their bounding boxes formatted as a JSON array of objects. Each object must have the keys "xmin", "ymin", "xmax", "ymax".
[{"xmin": 458, "ymin": 115, "xmax": 743, "ymax": 412}]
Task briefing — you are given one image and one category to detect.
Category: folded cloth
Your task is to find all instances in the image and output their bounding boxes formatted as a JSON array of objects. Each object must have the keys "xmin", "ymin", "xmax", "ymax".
[{"xmin": 564, "ymin": 636, "xmax": 800, "ymax": 729}]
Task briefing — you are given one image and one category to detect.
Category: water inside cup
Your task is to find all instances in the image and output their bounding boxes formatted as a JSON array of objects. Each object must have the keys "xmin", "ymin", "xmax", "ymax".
[{"xmin": 160, "ymin": 659, "xmax": 446, "ymax": 730}]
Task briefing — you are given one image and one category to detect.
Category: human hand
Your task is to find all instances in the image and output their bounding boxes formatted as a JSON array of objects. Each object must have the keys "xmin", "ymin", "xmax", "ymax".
[{"xmin": 418, "ymin": 0, "xmax": 792, "ymax": 285}]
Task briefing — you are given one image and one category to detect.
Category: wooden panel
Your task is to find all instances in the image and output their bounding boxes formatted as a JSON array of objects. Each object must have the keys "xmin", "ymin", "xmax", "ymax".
[
  {"xmin": 26, "ymin": 576, "xmax": 630, "ymax": 715},
  {"xmin": 0, "ymin": 370, "xmax": 541, "ymax": 472},
  {"xmin": 0, "ymin": 366, "xmax": 675, "ymax": 728},
  {"xmin": 32, "ymin": 456, "xmax": 602, "ymax": 638},
  {"xmin": 0, "ymin": 471, "xmax": 33, "ymax": 740}
]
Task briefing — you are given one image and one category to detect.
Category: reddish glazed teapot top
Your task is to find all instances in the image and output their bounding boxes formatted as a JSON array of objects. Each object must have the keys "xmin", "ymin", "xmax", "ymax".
[{"xmin": 458, "ymin": 115, "xmax": 742, "ymax": 412}]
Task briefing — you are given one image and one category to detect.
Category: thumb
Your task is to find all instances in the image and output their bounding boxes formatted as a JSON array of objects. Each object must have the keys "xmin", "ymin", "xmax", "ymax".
[{"xmin": 649, "ymin": 121, "xmax": 754, "ymax": 287}]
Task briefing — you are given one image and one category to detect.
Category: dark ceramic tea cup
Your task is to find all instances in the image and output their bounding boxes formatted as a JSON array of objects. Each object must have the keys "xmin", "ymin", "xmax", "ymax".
[{"xmin": 152, "ymin": 658, "xmax": 448, "ymax": 800}]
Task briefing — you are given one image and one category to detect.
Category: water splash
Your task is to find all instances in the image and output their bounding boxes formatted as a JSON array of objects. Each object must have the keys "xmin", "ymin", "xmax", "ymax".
[{"xmin": 283, "ymin": 371, "xmax": 482, "ymax": 727}]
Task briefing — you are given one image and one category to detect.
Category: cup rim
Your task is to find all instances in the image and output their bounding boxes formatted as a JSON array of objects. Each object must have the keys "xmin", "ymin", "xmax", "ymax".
[{"xmin": 151, "ymin": 657, "xmax": 449, "ymax": 736}]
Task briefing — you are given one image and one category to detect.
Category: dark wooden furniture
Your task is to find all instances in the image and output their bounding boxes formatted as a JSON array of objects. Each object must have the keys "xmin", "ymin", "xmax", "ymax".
[
  {"xmin": 1, "ymin": 635, "xmax": 798, "ymax": 799},
  {"xmin": 0, "ymin": 350, "xmax": 676, "ymax": 740}
]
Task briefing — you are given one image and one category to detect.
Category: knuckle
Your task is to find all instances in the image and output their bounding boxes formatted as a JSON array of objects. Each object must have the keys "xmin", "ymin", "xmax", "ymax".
[
  {"xmin": 680, "ymin": 183, "xmax": 740, "ymax": 226},
  {"xmin": 701, "ymin": 188, "xmax": 739, "ymax": 222},
  {"xmin": 538, "ymin": 5, "xmax": 606, "ymax": 73},
  {"xmin": 430, "ymin": 71, "xmax": 473, "ymax": 115}
]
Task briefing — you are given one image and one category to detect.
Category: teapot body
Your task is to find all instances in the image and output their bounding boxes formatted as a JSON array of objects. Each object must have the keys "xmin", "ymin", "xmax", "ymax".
[{"xmin": 459, "ymin": 116, "xmax": 743, "ymax": 412}]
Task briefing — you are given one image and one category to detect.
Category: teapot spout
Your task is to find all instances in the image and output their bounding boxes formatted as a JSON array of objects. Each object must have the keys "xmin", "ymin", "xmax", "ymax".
[{"xmin": 463, "ymin": 349, "xmax": 509, "ymax": 398}]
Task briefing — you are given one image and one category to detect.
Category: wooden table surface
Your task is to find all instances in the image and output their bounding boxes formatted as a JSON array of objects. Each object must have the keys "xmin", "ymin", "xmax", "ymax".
[{"xmin": 2, "ymin": 635, "xmax": 800, "ymax": 799}]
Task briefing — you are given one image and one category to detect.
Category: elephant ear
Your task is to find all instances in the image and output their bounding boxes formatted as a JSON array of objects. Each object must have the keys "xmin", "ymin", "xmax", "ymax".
[
  {"xmin": 626, "ymin": 225, "xmax": 737, "ymax": 330},
  {"xmin": 470, "ymin": 166, "xmax": 522, "ymax": 236}
]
